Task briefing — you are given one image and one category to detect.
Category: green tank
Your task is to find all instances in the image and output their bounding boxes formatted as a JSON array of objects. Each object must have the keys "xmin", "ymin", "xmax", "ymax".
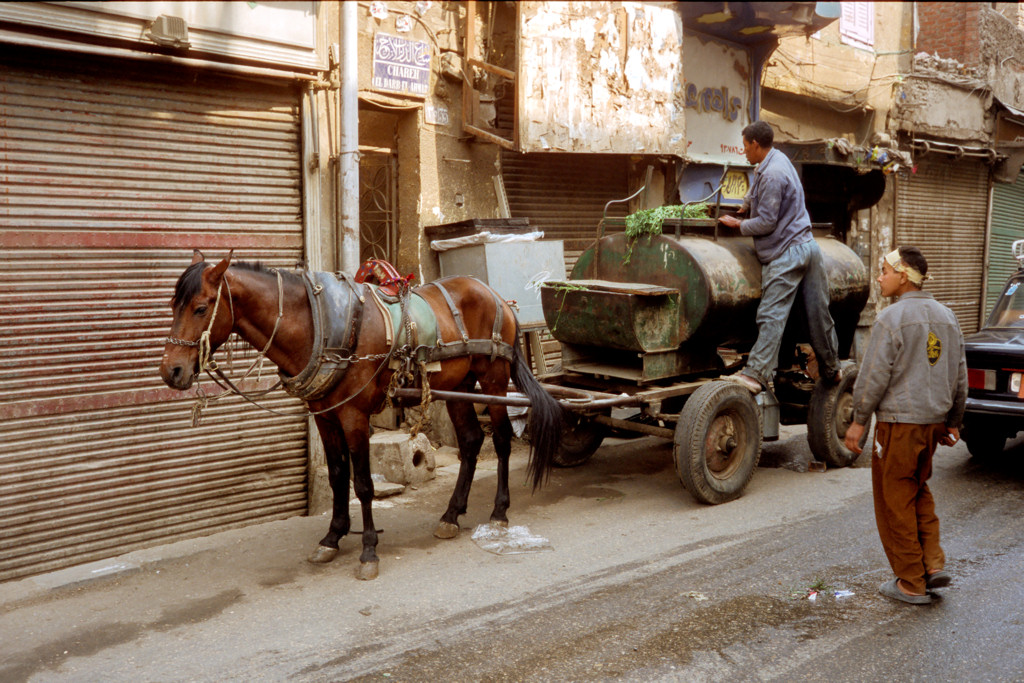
[{"xmin": 540, "ymin": 229, "xmax": 869, "ymax": 382}]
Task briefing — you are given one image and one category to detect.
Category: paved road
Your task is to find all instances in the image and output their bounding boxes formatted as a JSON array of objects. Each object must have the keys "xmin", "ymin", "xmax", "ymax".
[{"xmin": 3, "ymin": 429, "xmax": 1023, "ymax": 682}]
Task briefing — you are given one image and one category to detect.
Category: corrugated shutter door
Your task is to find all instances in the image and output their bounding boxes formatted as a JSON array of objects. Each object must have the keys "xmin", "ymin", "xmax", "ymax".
[
  {"xmin": 895, "ymin": 156, "xmax": 989, "ymax": 333},
  {"xmin": 0, "ymin": 51, "xmax": 309, "ymax": 581},
  {"xmin": 988, "ymin": 176, "xmax": 1024, "ymax": 319},
  {"xmin": 500, "ymin": 152, "xmax": 630, "ymax": 273}
]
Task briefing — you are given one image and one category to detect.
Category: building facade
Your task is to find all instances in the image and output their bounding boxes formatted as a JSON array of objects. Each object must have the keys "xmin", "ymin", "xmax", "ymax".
[
  {"xmin": 5, "ymin": 1, "xmax": 1024, "ymax": 582},
  {"xmin": 764, "ymin": 1, "xmax": 1024, "ymax": 335}
]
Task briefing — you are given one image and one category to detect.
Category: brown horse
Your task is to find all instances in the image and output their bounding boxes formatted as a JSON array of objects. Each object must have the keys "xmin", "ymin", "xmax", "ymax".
[{"xmin": 159, "ymin": 251, "xmax": 564, "ymax": 579}]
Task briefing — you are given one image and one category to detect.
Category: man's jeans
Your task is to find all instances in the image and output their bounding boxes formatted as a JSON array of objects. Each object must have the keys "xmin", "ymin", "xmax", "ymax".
[{"xmin": 741, "ymin": 239, "xmax": 840, "ymax": 387}]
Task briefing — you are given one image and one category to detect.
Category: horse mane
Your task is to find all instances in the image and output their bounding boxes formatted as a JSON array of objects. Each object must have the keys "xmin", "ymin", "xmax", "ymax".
[{"xmin": 172, "ymin": 259, "xmax": 302, "ymax": 311}]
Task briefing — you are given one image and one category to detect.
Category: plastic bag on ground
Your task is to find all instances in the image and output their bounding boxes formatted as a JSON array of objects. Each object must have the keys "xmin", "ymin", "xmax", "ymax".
[{"xmin": 471, "ymin": 523, "xmax": 553, "ymax": 555}]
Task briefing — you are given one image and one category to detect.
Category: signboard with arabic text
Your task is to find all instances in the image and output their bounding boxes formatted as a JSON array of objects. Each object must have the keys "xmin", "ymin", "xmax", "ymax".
[{"xmin": 372, "ymin": 33, "xmax": 430, "ymax": 98}]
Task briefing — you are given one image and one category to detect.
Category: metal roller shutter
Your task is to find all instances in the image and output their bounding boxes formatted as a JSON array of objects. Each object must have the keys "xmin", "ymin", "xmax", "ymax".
[
  {"xmin": 895, "ymin": 156, "xmax": 989, "ymax": 333},
  {"xmin": 500, "ymin": 151, "xmax": 630, "ymax": 273},
  {"xmin": 500, "ymin": 152, "xmax": 631, "ymax": 367},
  {"xmin": 0, "ymin": 50, "xmax": 309, "ymax": 582},
  {"xmin": 988, "ymin": 176, "xmax": 1024, "ymax": 319}
]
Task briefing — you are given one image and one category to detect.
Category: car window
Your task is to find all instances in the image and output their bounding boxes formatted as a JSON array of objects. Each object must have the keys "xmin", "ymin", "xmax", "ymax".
[{"xmin": 988, "ymin": 276, "xmax": 1024, "ymax": 328}]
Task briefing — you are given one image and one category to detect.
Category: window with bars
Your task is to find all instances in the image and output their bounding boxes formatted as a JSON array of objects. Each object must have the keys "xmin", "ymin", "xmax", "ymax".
[{"xmin": 359, "ymin": 151, "xmax": 397, "ymax": 263}]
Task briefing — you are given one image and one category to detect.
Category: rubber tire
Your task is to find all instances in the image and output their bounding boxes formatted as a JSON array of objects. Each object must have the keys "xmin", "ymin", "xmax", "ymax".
[
  {"xmin": 807, "ymin": 365, "xmax": 860, "ymax": 468},
  {"xmin": 553, "ymin": 412, "xmax": 607, "ymax": 467},
  {"xmin": 961, "ymin": 415, "xmax": 1008, "ymax": 459},
  {"xmin": 674, "ymin": 381, "xmax": 762, "ymax": 505}
]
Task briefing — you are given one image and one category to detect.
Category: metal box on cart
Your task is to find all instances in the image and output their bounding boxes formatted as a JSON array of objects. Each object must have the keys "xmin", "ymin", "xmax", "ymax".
[{"xmin": 427, "ymin": 219, "xmax": 566, "ymax": 328}]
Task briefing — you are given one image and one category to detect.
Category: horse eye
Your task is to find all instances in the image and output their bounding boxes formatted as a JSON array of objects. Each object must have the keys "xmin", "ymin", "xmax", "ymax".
[{"xmin": 194, "ymin": 305, "xmax": 208, "ymax": 316}]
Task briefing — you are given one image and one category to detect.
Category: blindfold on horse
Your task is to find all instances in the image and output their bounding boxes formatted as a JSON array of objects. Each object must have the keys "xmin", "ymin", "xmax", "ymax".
[{"xmin": 159, "ymin": 250, "xmax": 567, "ymax": 580}]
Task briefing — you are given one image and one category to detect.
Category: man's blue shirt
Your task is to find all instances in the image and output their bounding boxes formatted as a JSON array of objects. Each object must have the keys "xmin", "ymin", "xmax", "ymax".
[{"xmin": 739, "ymin": 147, "xmax": 813, "ymax": 263}]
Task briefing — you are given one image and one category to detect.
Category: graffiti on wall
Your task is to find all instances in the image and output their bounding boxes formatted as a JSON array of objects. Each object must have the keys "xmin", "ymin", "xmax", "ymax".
[{"xmin": 684, "ymin": 83, "xmax": 744, "ymax": 122}]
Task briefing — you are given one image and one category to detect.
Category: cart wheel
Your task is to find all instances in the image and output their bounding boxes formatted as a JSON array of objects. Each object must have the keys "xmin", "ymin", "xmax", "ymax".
[
  {"xmin": 553, "ymin": 412, "xmax": 607, "ymax": 467},
  {"xmin": 674, "ymin": 381, "xmax": 762, "ymax": 505},
  {"xmin": 807, "ymin": 365, "xmax": 859, "ymax": 468}
]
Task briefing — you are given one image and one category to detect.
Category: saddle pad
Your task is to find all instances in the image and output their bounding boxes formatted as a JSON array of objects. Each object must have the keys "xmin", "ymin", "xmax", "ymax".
[{"xmin": 370, "ymin": 285, "xmax": 440, "ymax": 349}]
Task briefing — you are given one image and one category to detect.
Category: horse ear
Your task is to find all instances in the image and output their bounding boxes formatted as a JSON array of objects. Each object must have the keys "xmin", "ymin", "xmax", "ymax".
[
  {"xmin": 191, "ymin": 249, "xmax": 205, "ymax": 265},
  {"xmin": 203, "ymin": 254, "xmax": 232, "ymax": 289}
]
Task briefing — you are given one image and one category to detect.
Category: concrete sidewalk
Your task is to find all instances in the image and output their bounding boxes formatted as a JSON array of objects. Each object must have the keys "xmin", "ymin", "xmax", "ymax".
[
  {"xmin": 0, "ymin": 446, "xmax": 475, "ymax": 610},
  {"xmin": 1, "ymin": 425, "xmax": 820, "ymax": 611}
]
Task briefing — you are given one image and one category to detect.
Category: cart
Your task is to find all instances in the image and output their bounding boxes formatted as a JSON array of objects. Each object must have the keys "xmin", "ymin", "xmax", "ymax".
[{"xmin": 398, "ymin": 177, "xmax": 869, "ymax": 504}]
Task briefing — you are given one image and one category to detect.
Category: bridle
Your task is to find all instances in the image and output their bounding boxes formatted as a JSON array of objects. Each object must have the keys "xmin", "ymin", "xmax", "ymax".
[
  {"xmin": 165, "ymin": 269, "xmax": 286, "ymax": 423},
  {"xmin": 165, "ymin": 276, "xmax": 234, "ymax": 366}
]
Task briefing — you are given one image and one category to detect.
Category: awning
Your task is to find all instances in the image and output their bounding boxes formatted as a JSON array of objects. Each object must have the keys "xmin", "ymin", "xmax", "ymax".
[{"xmin": 776, "ymin": 138, "xmax": 912, "ymax": 173}]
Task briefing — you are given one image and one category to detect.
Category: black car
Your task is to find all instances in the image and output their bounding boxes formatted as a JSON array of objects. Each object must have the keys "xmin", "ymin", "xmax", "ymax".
[{"xmin": 962, "ymin": 240, "xmax": 1024, "ymax": 457}]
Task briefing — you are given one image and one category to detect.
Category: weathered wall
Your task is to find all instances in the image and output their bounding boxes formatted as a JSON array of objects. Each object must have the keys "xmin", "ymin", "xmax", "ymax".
[
  {"xmin": 517, "ymin": 1, "xmax": 685, "ymax": 154},
  {"xmin": 893, "ymin": 73, "xmax": 992, "ymax": 144},
  {"xmin": 762, "ymin": 2, "xmax": 908, "ymax": 142},
  {"xmin": 980, "ymin": 7, "xmax": 1024, "ymax": 112},
  {"xmin": 761, "ymin": 89, "xmax": 872, "ymax": 143},
  {"xmin": 346, "ymin": 1, "xmax": 505, "ymax": 282}
]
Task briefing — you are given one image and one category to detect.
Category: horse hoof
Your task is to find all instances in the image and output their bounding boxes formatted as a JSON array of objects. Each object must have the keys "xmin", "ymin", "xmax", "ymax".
[
  {"xmin": 307, "ymin": 545, "xmax": 339, "ymax": 564},
  {"xmin": 356, "ymin": 561, "xmax": 379, "ymax": 581},
  {"xmin": 490, "ymin": 519, "xmax": 509, "ymax": 528},
  {"xmin": 434, "ymin": 521, "xmax": 460, "ymax": 539}
]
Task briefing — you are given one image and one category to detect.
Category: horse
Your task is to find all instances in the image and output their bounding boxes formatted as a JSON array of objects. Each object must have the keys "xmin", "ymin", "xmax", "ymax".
[{"xmin": 158, "ymin": 250, "xmax": 565, "ymax": 580}]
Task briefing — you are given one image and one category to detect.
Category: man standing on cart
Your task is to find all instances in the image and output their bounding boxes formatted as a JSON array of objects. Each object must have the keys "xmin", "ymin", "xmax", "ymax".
[{"xmin": 717, "ymin": 120, "xmax": 842, "ymax": 393}]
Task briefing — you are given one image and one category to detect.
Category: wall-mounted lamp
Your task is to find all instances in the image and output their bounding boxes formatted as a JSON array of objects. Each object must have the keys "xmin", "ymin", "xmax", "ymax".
[{"xmin": 147, "ymin": 14, "xmax": 190, "ymax": 49}]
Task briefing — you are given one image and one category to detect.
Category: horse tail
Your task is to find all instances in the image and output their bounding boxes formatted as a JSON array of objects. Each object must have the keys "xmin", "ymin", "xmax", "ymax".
[{"xmin": 510, "ymin": 324, "xmax": 566, "ymax": 490}]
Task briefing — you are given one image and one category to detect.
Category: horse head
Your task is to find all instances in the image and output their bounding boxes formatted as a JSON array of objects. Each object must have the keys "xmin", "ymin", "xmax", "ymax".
[{"xmin": 159, "ymin": 249, "xmax": 234, "ymax": 390}]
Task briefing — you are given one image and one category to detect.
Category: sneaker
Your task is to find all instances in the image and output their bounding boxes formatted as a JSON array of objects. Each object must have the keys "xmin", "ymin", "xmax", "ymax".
[{"xmin": 721, "ymin": 373, "xmax": 762, "ymax": 394}]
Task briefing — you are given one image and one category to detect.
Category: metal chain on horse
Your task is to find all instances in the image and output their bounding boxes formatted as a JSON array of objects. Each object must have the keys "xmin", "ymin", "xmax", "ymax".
[
  {"xmin": 377, "ymin": 281, "xmax": 434, "ymax": 434},
  {"xmin": 301, "ymin": 273, "xmax": 414, "ymax": 416}
]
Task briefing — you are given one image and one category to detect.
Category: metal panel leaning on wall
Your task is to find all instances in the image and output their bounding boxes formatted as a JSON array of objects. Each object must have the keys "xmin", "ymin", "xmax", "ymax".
[{"xmin": 0, "ymin": 49, "xmax": 309, "ymax": 582}]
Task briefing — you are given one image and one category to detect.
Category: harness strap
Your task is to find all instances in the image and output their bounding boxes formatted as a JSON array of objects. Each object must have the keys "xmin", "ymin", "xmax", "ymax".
[
  {"xmin": 486, "ymin": 285, "xmax": 505, "ymax": 362},
  {"xmin": 430, "ymin": 280, "xmax": 469, "ymax": 342},
  {"xmin": 331, "ymin": 275, "xmax": 364, "ymax": 360},
  {"xmin": 414, "ymin": 277, "xmax": 514, "ymax": 365},
  {"xmin": 423, "ymin": 339, "xmax": 514, "ymax": 363},
  {"xmin": 279, "ymin": 271, "xmax": 364, "ymax": 401}
]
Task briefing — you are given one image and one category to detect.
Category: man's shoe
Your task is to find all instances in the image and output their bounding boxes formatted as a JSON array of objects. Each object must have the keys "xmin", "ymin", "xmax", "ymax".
[
  {"xmin": 926, "ymin": 570, "xmax": 951, "ymax": 589},
  {"xmin": 823, "ymin": 360, "xmax": 856, "ymax": 386},
  {"xmin": 721, "ymin": 373, "xmax": 762, "ymax": 395},
  {"xmin": 878, "ymin": 578, "xmax": 932, "ymax": 605},
  {"xmin": 822, "ymin": 366, "xmax": 843, "ymax": 385}
]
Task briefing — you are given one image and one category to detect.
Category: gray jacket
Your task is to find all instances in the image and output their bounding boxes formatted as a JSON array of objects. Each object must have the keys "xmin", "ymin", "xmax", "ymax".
[
  {"xmin": 851, "ymin": 290, "xmax": 968, "ymax": 427},
  {"xmin": 739, "ymin": 147, "xmax": 813, "ymax": 263}
]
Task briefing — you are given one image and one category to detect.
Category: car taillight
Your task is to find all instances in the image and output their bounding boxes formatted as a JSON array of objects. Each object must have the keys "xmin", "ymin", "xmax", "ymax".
[
  {"xmin": 1010, "ymin": 371, "xmax": 1023, "ymax": 396},
  {"xmin": 968, "ymin": 368, "xmax": 996, "ymax": 390}
]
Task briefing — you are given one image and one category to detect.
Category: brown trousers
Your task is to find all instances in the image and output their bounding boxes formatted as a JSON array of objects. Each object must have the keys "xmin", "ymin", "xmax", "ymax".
[{"xmin": 871, "ymin": 422, "xmax": 946, "ymax": 594}]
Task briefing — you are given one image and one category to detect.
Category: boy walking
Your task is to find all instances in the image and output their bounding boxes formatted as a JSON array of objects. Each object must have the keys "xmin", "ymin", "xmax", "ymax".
[{"xmin": 843, "ymin": 246, "xmax": 967, "ymax": 605}]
